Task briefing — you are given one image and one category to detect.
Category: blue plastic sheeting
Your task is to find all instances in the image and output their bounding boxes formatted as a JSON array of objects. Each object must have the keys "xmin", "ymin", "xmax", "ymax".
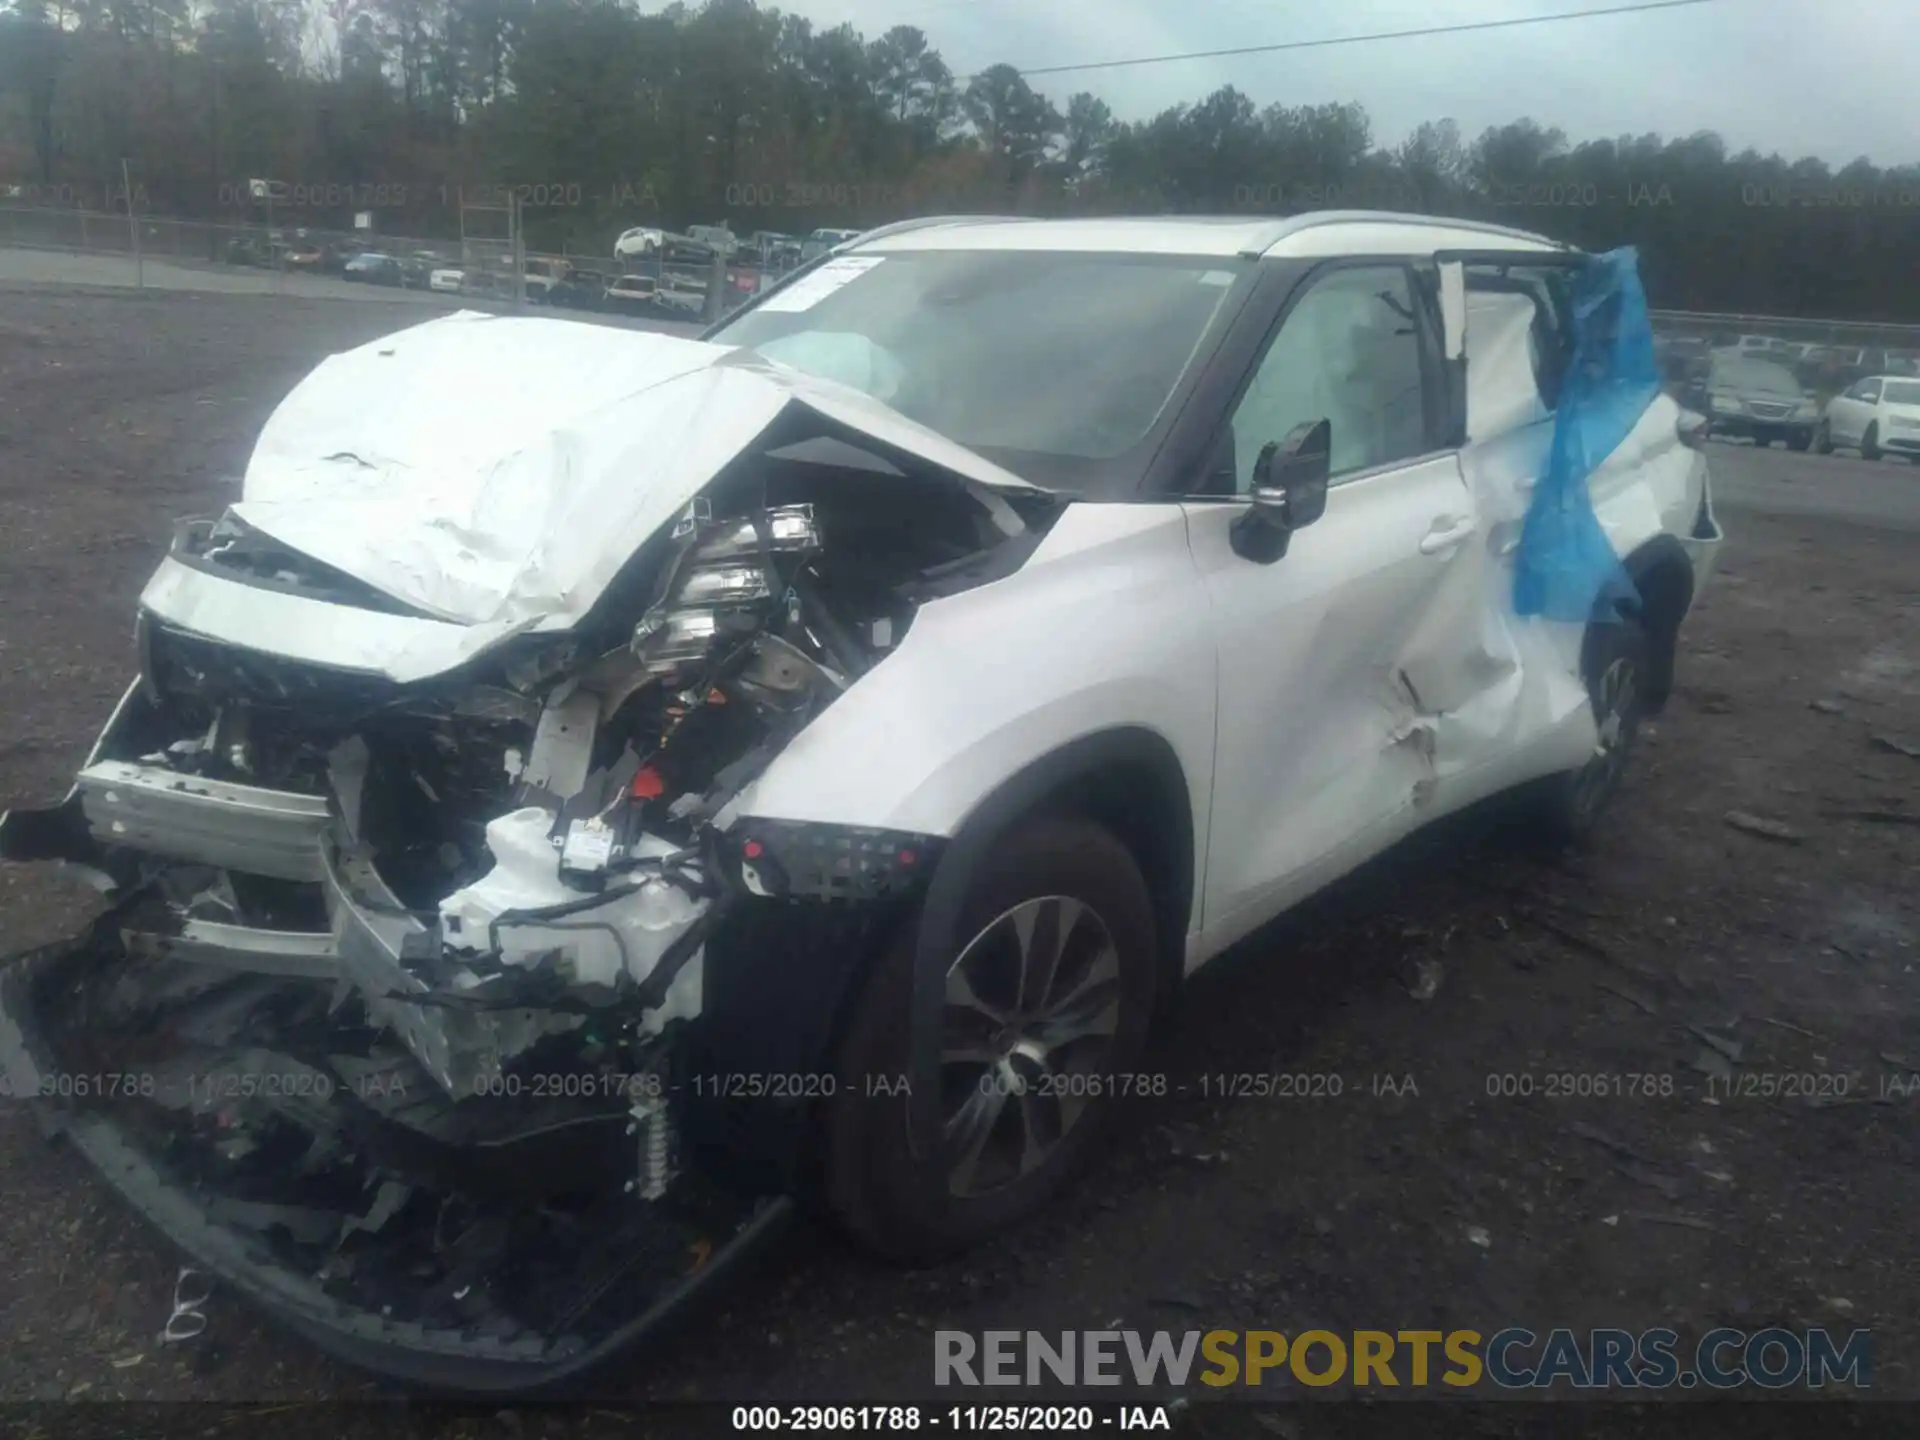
[{"xmin": 1513, "ymin": 247, "xmax": 1659, "ymax": 623}]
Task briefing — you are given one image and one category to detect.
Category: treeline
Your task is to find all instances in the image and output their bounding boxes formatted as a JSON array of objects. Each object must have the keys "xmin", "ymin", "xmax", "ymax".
[{"xmin": 2, "ymin": 0, "xmax": 1919, "ymax": 317}]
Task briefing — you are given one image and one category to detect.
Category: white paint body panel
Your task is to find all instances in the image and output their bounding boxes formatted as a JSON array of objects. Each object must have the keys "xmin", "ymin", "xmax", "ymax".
[
  {"xmin": 718, "ymin": 501, "xmax": 1218, "ymax": 876},
  {"xmin": 732, "ymin": 265, "xmax": 1712, "ymax": 980},
  {"xmin": 230, "ymin": 312, "xmax": 1036, "ymax": 636}
]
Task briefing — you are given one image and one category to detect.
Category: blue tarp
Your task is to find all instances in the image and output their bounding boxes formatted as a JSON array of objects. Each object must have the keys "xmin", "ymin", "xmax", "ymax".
[{"xmin": 1513, "ymin": 246, "xmax": 1660, "ymax": 623}]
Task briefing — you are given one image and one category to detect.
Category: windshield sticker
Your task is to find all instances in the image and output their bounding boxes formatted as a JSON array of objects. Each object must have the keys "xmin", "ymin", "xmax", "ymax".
[
  {"xmin": 1199, "ymin": 270, "xmax": 1236, "ymax": 287},
  {"xmin": 758, "ymin": 255, "xmax": 887, "ymax": 312}
]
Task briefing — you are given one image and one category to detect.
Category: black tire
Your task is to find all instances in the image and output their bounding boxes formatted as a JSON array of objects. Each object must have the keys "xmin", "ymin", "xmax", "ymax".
[
  {"xmin": 1812, "ymin": 420, "xmax": 1834, "ymax": 454},
  {"xmin": 1861, "ymin": 422, "xmax": 1882, "ymax": 461},
  {"xmin": 823, "ymin": 815, "xmax": 1159, "ymax": 1263},
  {"xmin": 1525, "ymin": 612, "xmax": 1652, "ymax": 848},
  {"xmin": 1786, "ymin": 432, "xmax": 1811, "ymax": 452}
]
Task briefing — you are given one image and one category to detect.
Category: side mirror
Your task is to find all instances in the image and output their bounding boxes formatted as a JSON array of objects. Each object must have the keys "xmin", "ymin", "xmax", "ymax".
[{"xmin": 1230, "ymin": 419, "xmax": 1331, "ymax": 564}]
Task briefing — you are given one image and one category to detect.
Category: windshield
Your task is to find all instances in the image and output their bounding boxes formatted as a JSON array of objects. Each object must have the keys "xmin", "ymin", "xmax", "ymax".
[
  {"xmin": 710, "ymin": 249, "xmax": 1249, "ymax": 483},
  {"xmin": 1884, "ymin": 379, "xmax": 1920, "ymax": 405},
  {"xmin": 1711, "ymin": 357, "xmax": 1801, "ymax": 395}
]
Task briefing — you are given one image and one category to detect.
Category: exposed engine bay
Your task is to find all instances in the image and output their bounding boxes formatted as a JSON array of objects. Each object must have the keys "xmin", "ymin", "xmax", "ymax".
[{"xmin": 0, "ymin": 424, "xmax": 1050, "ymax": 1385}]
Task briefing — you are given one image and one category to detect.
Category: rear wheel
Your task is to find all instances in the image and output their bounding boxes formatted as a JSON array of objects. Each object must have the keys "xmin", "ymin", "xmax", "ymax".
[
  {"xmin": 823, "ymin": 816, "xmax": 1158, "ymax": 1262},
  {"xmin": 1525, "ymin": 613, "xmax": 1651, "ymax": 848},
  {"xmin": 1861, "ymin": 422, "xmax": 1882, "ymax": 461}
]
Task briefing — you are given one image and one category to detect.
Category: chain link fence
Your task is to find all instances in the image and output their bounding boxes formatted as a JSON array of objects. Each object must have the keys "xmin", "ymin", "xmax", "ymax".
[
  {"xmin": 0, "ymin": 202, "xmax": 775, "ymax": 319},
  {"xmin": 1650, "ymin": 309, "xmax": 1920, "ymax": 354}
]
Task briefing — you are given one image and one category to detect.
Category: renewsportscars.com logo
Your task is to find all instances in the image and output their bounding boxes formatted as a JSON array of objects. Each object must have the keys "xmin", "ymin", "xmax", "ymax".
[{"xmin": 934, "ymin": 1327, "xmax": 1873, "ymax": 1390}]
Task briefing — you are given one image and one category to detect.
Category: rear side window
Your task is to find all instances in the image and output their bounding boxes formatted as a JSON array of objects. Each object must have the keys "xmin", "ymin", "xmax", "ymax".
[{"xmin": 1465, "ymin": 263, "xmax": 1576, "ymax": 410}]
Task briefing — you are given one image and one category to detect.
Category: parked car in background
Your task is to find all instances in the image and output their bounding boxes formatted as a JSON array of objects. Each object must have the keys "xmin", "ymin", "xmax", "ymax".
[
  {"xmin": 550, "ymin": 268, "xmax": 608, "ymax": 311},
  {"xmin": 321, "ymin": 240, "xmax": 367, "ymax": 274},
  {"xmin": 1696, "ymin": 353, "xmax": 1818, "ymax": 448},
  {"xmin": 523, "ymin": 257, "xmax": 572, "ymax": 304},
  {"xmin": 1724, "ymin": 333, "xmax": 1792, "ymax": 360},
  {"xmin": 225, "ymin": 235, "xmax": 270, "ymax": 267},
  {"xmin": 342, "ymin": 252, "xmax": 405, "ymax": 286},
  {"xmin": 1814, "ymin": 374, "xmax": 1920, "ymax": 461},
  {"xmin": 614, "ymin": 226, "xmax": 665, "ymax": 259},
  {"xmin": 603, "ymin": 274, "xmax": 660, "ymax": 314},
  {"xmin": 661, "ymin": 236, "xmax": 716, "ymax": 266},
  {"xmin": 723, "ymin": 265, "xmax": 763, "ymax": 304},
  {"xmin": 1822, "ymin": 346, "xmax": 1890, "ymax": 386},
  {"xmin": 462, "ymin": 271, "xmax": 515, "ymax": 300},
  {"xmin": 799, "ymin": 226, "xmax": 863, "ymax": 260},
  {"xmin": 686, "ymin": 224, "xmax": 738, "ymax": 257},
  {"xmin": 654, "ymin": 273, "xmax": 708, "ymax": 316},
  {"xmin": 429, "ymin": 267, "xmax": 466, "ymax": 294},
  {"xmin": 283, "ymin": 242, "xmax": 326, "ymax": 272},
  {"xmin": 747, "ymin": 230, "xmax": 793, "ymax": 261}
]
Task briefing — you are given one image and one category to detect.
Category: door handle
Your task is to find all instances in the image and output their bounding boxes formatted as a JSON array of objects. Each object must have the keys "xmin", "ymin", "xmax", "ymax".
[{"xmin": 1419, "ymin": 517, "xmax": 1478, "ymax": 554}]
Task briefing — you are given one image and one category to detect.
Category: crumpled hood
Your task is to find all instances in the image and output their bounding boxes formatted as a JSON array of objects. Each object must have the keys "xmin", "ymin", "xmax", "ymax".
[{"xmin": 231, "ymin": 311, "xmax": 1037, "ymax": 628}]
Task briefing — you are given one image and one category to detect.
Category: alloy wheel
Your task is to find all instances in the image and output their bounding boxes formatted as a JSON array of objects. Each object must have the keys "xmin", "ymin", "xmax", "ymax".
[
  {"xmin": 937, "ymin": 895, "xmax": 1123, "ymax": 1198},
  {"xmin": 1571, "ymin": 653, "xmax": 1640, "ymax": 824}
]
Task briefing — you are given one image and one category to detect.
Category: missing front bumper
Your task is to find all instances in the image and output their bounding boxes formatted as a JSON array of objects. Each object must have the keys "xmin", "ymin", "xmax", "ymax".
[{"xmin": 0, "ymin": 913, "xmax": 790, "ymax": 1395}]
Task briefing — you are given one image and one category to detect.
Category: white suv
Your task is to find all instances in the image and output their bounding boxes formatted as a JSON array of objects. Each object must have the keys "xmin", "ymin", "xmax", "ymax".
[{"xmin": 0, "ymin": 212, "xmax": 1723, "ymax": 1391}]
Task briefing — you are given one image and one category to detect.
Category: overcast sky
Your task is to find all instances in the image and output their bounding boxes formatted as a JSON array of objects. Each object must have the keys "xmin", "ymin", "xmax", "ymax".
[{"xmin": 784, "ymin": 0, "xmax": 1912, "ymax": 167}]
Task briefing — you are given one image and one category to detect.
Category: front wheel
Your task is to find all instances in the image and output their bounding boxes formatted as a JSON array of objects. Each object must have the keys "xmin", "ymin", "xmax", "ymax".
[
  {"xmin": 1861, "ymin": 422, "xmax": 1882, "ymax": 461},
  {"xmin": 823, "ymin": 816, "xmax": 1159, "ymax": 1262}
]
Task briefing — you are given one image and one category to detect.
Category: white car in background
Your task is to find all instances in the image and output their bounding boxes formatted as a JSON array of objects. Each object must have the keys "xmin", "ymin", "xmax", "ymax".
[
  {"xmin": 1815, "ymin": 374, "xmax": 1920, "ymax": 461},
  {"xmin": 428, "ymin": 267, "xmax": 465, "ymax": 294},
  {"xmin": 614, "ymin": 226, "xmax": 665, "ymax": 259},
  {"xmin": 0, "ymin": 212, "xmax": 1723, "ymax": 1393}
]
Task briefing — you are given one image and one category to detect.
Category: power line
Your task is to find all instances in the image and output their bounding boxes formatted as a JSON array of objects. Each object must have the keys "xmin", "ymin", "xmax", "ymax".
[{"xmin": 988, "ymin": 0, "xmax": 1735, "ymax": 81}]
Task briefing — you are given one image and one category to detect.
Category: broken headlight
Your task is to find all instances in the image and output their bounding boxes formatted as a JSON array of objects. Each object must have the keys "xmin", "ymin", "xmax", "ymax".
[{"xmin": 632, "ymin": 502, "xmax": 820, "ymax": 677}]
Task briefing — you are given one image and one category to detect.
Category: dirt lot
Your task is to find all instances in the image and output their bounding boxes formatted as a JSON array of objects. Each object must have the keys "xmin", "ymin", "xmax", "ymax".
[{"xmin": 1, "ymin": 285, "xmax": 1916, "ymax": 1410}]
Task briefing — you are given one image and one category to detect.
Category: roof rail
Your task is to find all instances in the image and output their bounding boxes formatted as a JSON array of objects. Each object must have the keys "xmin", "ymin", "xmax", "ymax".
[
  {"xmin": 835, "ymin": 214, "xmax": 1037, "ymax": 253},
  {"xmin": 1235, "ymin": 209, "xmax": 1575, "ymax": 258}
]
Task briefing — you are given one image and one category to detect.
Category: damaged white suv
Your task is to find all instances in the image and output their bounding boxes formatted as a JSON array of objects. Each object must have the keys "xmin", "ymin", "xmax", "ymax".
[{"xmin": 0, "ymin": 212, "xmax": 1723, "ymax": 1391}]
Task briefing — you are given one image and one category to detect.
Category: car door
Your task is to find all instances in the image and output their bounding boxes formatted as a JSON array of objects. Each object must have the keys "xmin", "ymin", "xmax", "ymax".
[
  {"xmin": 1181, "ymin": 260, "xmax": 1486, "ymax": 949},
  {"xmin": 1832, "ymin": 378, "xmax": 1879, "ymax": 443}
]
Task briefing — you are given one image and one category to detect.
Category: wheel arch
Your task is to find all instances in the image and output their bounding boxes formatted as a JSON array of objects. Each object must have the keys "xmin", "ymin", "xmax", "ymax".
[
  {"xmin": 898, "ymin": 725, "xmax": 1196, "ymax": 1214},
  {"xmin": 1620, "ymin": 534, "xmax": 1694, "ymax": 714},
  {"xmin": 925, "ymin": 726, "xmax": 1196, "ymax": 998}
]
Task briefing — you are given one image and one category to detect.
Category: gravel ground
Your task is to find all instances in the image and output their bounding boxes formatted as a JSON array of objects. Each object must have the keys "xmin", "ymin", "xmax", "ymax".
[{"xmin": 0, "ymin": 286, "xmax": 1915, "ymax": 1414}]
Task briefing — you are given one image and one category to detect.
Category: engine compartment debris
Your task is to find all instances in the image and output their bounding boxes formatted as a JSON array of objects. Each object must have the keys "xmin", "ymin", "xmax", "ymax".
[{"xmin": 0, "ymin": 369, "xmax": 1046, "ymax": 1384}]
